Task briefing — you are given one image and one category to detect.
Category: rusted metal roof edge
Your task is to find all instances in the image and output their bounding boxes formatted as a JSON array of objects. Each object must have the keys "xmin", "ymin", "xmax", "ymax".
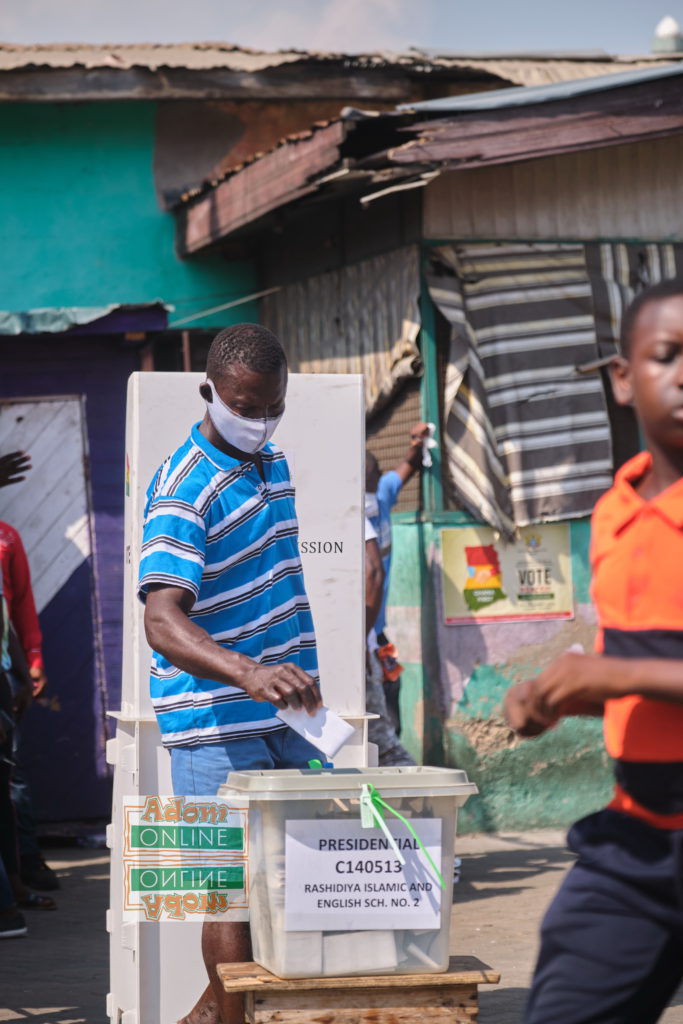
[
  {"xmin": 174, "ymin": 60, "xmax": 683, "ymax": 255},
  {"xmin": 0, "ymin": 42, "xmax": 661, "ymax": 71},
  {"xmin": 386, "ymin": 69, "xmax": 683, "ymax": 169},
  {"xmin": 397, "ymin": 60, "xmax": 683, "ymax": 113},
  {"xmin": 178, "ymin": 119, "xmax": 351, "ymax": 255},
  {"xmin": 0, "ymin": 44, "xmax": 680, "ymax": 86},
  {"xmin": 176, "ymin": 118, "xmax": 347, "ymax": 207}
]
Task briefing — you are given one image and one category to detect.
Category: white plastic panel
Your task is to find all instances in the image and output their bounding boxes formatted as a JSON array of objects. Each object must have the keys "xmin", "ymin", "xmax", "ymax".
[
  {"xmin": 120, "ymin": 372, "xmax": 365, "ymax": 718},
  {"xmin": 110, "ymin": 371, "xmax": 367, "ymax": 1023}
]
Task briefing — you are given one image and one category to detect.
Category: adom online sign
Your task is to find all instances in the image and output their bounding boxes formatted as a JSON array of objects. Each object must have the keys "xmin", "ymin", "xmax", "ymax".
[{"xmin": 122, "ymin": 797, "xmax": 248, "ymax": 922}]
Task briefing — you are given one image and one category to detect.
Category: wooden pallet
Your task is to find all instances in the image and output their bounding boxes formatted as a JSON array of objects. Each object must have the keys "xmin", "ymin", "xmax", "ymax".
[{"xmin": 218, "ymin": 955, "xmax": 501, "ymax": 1023}]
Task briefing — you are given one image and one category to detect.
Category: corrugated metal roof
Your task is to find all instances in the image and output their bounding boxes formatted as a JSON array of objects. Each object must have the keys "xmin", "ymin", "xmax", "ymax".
[
  {"xmin": 398, "ymin": 61, "xmax": 683, "ymax": 112},
  {"xmin": 434, "ymin": 57, "xmax": 681, "ymax": 87},
  {"xmin": 0, "ymin": 43, "xmax": 309, "ymax": 72},
  {"xmin": 0, "ymin": 42, "xmax": 679, "ymax": 87},
  {"xmin": 176, "ymin": 54, "xmax": 683, "ymax": 251}
]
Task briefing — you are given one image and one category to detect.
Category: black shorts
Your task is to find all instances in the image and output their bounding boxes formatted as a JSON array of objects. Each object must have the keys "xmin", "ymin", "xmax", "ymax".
[{"xmin": 524, "ymin": 809, "xmax": 683, "ymax": 1024}]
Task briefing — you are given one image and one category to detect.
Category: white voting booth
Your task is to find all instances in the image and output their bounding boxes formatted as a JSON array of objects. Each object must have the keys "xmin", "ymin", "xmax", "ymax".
[{"xmin": 107, "ymin": 372, "xmax": 367, "ymax": 1023}]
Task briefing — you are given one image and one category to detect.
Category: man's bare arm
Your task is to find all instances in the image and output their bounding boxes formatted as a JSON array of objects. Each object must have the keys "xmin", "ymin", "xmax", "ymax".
[
  {"xmin": 365, "ymin": 537, "xmax": 384, "ymax": 636},
  {"xmin": 144, "ymin": 584, "xmax": 322, "ymax": 713}
]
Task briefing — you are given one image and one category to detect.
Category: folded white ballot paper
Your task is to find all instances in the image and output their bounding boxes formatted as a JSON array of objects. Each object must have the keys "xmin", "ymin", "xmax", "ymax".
[{"xmin": 276, "ymin": 705, "xmax": 355, "ymax": 760}]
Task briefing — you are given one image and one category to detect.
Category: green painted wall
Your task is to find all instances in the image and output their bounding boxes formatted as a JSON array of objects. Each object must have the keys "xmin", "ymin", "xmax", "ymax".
[
  {"xmin": 387, "ymin": 515, "xmax": 613, "ymax": 833},
  {"xmin": 0, "ymin": 102, "xmax": 256, "ymax": 325},
  {"xmin": 389, "ymin": 519, "xmax": 444, "ymax": 765},
  {"xmin": 389, "ymin": 522, "xmax": 424, "ymax": 759},
  {"xmin": 447, "ymin": 518, "xmax": 612, "ymax": 832},
  {"xmin": 448, "ymin": 671, "xmax": 610, "ymax": 833}
]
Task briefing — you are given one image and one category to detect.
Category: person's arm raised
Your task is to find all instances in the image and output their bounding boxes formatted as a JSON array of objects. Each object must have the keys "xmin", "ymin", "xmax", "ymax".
[
  {"xmin": 394, "ymin": 423, "xmax": 431, "ymax": 485},
  {"xmin": 144, "ymin": 584, "xmax": 322, "ymax": 713}
]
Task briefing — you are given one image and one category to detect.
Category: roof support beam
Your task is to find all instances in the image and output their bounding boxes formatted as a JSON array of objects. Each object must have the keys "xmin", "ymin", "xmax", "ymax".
[
  {"xmin": 0, "ymin": 67, "xmax": 453, "ymax": 103},
  {"xmin": 177, "ymin": 121, "xmax": 348, "ymax": 255}
]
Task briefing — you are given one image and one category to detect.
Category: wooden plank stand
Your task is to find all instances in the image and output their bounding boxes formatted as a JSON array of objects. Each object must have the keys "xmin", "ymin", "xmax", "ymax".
[{"xmin": 218, "ymin": 955, "xmax": 501, "ymax": 1023}]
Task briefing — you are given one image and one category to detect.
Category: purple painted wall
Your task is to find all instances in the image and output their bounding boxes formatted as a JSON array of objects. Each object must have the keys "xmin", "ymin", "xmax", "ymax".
[{"xmin": 0, "ymin": 333, "xmax": 138, "ymax": 820}]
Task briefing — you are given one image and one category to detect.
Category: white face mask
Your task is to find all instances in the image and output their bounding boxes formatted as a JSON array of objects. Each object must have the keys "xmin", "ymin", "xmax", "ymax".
[
  {"xmin": 204, "ymin": 379, "xmax": 284, "ymax": 454},
  {"xmin": 365, "ymin": 492, "xmax": 379, "ymax": 518}
]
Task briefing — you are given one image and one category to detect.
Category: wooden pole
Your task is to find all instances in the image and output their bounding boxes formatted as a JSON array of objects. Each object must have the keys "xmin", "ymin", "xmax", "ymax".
[{"xmin": 182, "ymin": 331, "xmax": 192, "ymax": 372}]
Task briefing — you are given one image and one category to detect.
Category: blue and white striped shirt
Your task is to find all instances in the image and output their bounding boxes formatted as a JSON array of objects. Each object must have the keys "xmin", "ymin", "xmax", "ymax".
[{"xmin": 138, "ymin": 423, "xmax": 319, "ymax": 748}]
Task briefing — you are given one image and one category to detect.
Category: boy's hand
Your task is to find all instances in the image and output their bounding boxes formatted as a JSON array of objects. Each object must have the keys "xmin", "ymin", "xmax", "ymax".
[
  {"xmin": 505, "ymin": 653, "xmax": 612, "ymax": 738},
  {"xmin": 530, "ymin": 652, "xmax": 614, "ymax": 720},
  {"xmin": 504, "ymin": 680, "xmax": 557, "ymax": 737}
]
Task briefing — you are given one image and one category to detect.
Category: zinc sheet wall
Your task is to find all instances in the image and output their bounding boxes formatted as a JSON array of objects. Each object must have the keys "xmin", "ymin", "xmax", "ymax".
[
  {"xmin": 423, "ymin": 135, "xmax": 683, "ymax": 241},
  {"xmin": 261, "ymin": 246, "xmax": 420, "ymax": 417}
]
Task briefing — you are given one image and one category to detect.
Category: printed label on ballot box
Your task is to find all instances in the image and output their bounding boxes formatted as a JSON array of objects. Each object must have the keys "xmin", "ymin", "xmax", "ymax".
[{"xmin": 284, "ymin": 818, "xmax": 443, "ymax": 931}]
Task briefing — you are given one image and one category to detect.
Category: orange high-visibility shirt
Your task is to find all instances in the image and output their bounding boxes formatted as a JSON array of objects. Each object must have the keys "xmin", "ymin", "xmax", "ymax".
[{"xmin": 591, "ymin": 450, "xmax": 683, "ymax": 829}]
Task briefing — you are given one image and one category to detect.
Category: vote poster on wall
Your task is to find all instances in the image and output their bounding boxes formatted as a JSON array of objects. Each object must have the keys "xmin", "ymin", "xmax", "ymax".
[{"xmin": 441, "ymin": 523, "xmax": 574, "ymax": 625}]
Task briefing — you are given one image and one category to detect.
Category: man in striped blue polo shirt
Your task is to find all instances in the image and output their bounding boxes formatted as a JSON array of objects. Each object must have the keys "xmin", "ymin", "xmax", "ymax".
[{"xmin": 139, "ymin": 323, "xmax": 323, "ymax": 1024}]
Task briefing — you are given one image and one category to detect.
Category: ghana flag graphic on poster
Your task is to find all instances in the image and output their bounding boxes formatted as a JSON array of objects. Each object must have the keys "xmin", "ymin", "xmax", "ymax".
[
  {"xmin": 441, "ymin": 525, "xmax": 573, "ymax": 625},
  {"xmin": 464, "ymin": 544, "xmax": 506, "ymax": 611}
]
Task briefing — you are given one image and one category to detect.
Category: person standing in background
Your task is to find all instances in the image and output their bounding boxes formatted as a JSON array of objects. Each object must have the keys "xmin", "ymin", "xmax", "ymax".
[
  {"xmin": 365, "ymin": 516, "xmax": 383, "ymax": 640},
  {"xmin": 0, "ymin": 584, "xmax": 55, "ymax": 914},
  {"xmin": 0, "ymin": 452, "xmax": 55, "ymax": 891},
  {"xmin": 365, "ymin": 423, "xmax": 430, "ymax": 763},
  {"xmin": 140, "ymin": 324, "xmax": 323, "ymax": 1024},
  {"xmin": 0, "ymin": 521, "xmax": 59, "ymax": 891},
  {"xmin": 364, "ymin": 511, "xmax": 415, "ymax": 765},
  {"xmin": 0, "ymin": 583, "xmax": 27, "ymax": 938},
  {"xmin": 0, "ymin": 522, "xmax": 47, "ymax": 695}
]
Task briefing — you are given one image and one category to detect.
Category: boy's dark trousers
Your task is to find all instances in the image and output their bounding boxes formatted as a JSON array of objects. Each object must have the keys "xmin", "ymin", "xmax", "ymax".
[{"xmin": 524, "ymin": 809, "xmax": 683, "ymax": 1024}]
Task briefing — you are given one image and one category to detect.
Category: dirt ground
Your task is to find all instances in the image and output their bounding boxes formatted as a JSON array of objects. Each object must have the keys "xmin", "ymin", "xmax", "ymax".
[
  {"xmin": 0, "ymin": 832, "xmax": 682, "ymax": 1023},
  {"xmin": 0, "ymin": 849, "xmax": 109, "ymax": 1023},
  {"xmin": 454, "ymin": 830, "xmax": 683, "ymax": 1024}
]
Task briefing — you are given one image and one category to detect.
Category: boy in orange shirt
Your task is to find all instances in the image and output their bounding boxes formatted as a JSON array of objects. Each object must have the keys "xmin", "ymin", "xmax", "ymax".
[{"xmin": 505, "ymin": 279, "xmax": 683, "ymax": 1024}]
